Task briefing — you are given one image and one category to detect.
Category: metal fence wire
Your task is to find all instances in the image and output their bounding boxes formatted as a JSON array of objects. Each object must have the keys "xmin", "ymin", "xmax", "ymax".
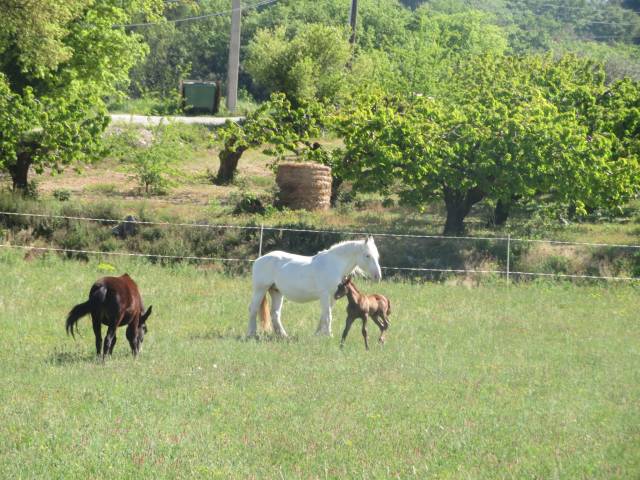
[{"xmin": 1, "ymin": 210, "xmax": 639, "ymax": 282}]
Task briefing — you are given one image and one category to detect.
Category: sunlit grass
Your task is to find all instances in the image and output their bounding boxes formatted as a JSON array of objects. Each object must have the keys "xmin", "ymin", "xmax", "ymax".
[{"xmin": 1, "ymin": 251, "xmax": 638, "ymax": 478}]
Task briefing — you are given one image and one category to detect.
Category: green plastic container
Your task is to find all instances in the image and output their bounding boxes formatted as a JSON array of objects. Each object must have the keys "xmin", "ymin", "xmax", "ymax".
[{"xmin": 181, "ymin": 80, "xmax": 220, "ymax": 114}]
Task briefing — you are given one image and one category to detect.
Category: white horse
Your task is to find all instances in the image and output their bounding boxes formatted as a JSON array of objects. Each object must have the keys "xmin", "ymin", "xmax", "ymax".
[{"xmin": 248, "ymin": 236, "xmax": 382, "ymax": 337}]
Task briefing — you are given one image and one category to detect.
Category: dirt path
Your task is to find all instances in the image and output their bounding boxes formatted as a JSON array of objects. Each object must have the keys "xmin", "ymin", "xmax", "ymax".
[{"xmin": 109, "ymin": 114, "xmax": 243, "ymax": 126}]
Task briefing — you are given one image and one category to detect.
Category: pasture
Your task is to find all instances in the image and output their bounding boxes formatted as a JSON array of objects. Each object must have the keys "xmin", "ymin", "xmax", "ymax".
[{"xmin": 0, "ymin": 251, "xmax": 639, "ymax": 478}]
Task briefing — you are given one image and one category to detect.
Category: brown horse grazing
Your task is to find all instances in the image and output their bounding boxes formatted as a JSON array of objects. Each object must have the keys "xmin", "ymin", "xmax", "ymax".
[
  {"xmin": 334, "ymin": 277, "xmax": 391, "ymax": 350},
  {"xmin": 66, "ymin": 274, "xmax": 152, "ymax": 358}
]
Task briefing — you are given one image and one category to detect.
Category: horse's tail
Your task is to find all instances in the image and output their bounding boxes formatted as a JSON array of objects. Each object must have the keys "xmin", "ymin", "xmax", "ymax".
[
  {"xmin": 385, "ymin": 298, "xmax": 391, "ymax": 317},
  {"xmin": 259, "ymin": 295, "xmax": 272, "ymax": 332},
  {"xmin": 66, "ymin": 301, "xmax": 92, "ymax": 338},
  {"xmin": 66, "ymin": 285, "xmax": 106, "ymax": 338}
]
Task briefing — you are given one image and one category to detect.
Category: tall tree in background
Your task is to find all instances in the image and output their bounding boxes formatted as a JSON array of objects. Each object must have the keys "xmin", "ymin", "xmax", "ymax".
[
  {"xmin": 0, "ymin": 0, "xmax": 162, "ymax": 191},
  {"xmin": 334, "ymin": 54, "xmax": 640, "ymax": 234},
  {"xmin": 245, "ymin": 24, "xmax": 351, "ymax": 105}
]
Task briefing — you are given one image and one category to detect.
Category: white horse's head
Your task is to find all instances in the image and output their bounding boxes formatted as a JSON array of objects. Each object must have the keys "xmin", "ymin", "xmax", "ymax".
[{"xmin": 355, "ymin": 236, "xmax": 382, "ymax": 282}]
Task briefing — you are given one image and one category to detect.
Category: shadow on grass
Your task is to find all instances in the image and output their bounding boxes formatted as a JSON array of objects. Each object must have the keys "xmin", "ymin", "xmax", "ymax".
[
  {"xmin": 45, "ymin": 348, "xmax": 97, "ymax": 366},
  {"xmin": 189, "ymin": 329, "xmax": 300, "ymax": 343}
]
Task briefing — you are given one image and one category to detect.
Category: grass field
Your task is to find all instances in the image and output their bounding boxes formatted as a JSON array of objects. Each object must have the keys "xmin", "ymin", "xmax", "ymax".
[{"xmin": 1, "ymin": 251, "xmax": 639, "ymax": 478}]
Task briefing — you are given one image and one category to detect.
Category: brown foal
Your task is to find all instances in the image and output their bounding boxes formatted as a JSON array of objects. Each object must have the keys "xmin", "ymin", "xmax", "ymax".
[{"xmin": 334, "ymin": 277, "xmax": 391, "ymax": 350}]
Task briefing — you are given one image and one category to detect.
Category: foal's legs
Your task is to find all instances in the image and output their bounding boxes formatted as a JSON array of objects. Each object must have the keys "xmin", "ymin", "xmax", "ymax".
[
  {"xmin": 371, "ymin": 314, "xmax": 387, "ymax": 344},
  {"xmin": 340, "ymin": 314, "xmax": 357, "ymax": 349},
  {"xmin": 381, "ymin": 311, "xmax": 391, "ymax": 343},
  {"xmin": 361, "ymin": 314, "xmax": 370, "ymax": 350},
  {"xmin": 247, "ymin": 286, "xmax": 268, "ymax": 337},
  {"xmin": 269, "ymin": 289, "xmax": 287, "ymax": 337}
]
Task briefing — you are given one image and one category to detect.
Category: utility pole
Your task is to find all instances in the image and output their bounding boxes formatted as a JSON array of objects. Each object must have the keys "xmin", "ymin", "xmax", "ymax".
[
  {"xmin": 226, "ymin": 0, "xmax": 242, "ymax": 112},
  {"xmin": 349, "ymin": 0, "xmax": 358, "ymax": 45}
]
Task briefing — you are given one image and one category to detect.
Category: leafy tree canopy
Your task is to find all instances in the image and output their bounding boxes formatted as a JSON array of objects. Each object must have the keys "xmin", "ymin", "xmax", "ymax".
[
  {"xmin": 0, "ymin": 0, "xmax": 163, "ymax": 190},
  {"xmin": 332, "ymin": 54, "xmax": 640, "ymax": 234},
  {"xmin": 214, "ymin": 93, "xmax": 326, "ymax": 184},
  {"xmin": 245, "ymin": 23, "xmax": 351, "ymax": 105}
]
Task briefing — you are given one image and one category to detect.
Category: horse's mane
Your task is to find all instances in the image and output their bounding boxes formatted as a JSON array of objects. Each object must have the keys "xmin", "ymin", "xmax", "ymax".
[
  {"xmin": 319, "ymin": 239, "xmax": 366, "ymax": 255},
  {"xmin": 317, "ymin": 240, "xmax": 374, "ymax": 278}
]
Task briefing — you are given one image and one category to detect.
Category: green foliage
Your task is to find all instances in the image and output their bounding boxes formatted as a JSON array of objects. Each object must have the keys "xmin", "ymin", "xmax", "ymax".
[
  {"xmin": 232, "ymin": 192, "xmax": 266, "ymax": 215},
  {"xmin": 128, "ymin": 22, "xmax": 192, "ymax": 98},
  {"xmin": 0, "ymin": 0, "xmax": 163, "ymax": 190},
  {"xmin": 390, "ymin": 8, "xmax": 508, "ymax": 94},
  {"xmin": 243, "ymin": 0, "xmax": 411, "ymax": 51},
  {"xmin": 245, "ymin": 24, "xmax": 351, "ymax": 105},
  {"xmin": 333, "ymin": 54, "xmax": 640, "ymax": 234},
  {"xmin": 121, "ymin": 0, "xmax": 640, "ymax": 106},
  {"xmin": 52, "ymin": 189, "xmax": 71, "ymax": 202},
  {"xmin": 0, "ymin": 73, "xmax": 110, "ymax": 189},
  {"xmin": 124, "ymin": 123, "xmax": 187, "ymax": 195},
  {"xmin": 214, "ymin": 93, "xmax": 327, "ymax": 183}
]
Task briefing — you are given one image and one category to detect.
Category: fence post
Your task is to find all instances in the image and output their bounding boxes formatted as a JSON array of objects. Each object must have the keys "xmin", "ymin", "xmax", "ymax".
[
  {"xmin": 506, "ymin": 234, "xmax": 511, "ymax": 287},
  {"xmin": 258, "ymin": 223, "xmax": 264, "ymax": 258}
]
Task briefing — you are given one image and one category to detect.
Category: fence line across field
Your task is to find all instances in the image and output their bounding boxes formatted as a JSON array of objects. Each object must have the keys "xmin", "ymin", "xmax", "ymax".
[
  {"xmin": 2, "ymin": 210, "xmax": 640, "ymax": 283},
  {"xmin": 3, "ymin": 210, "xmax": 640, "ymax": 250},
  {"xmin": 1, "ymin": 242, "xmax": 639, "ymax": 283},
  {"xmin": 0, "ymin": 243, "xmax": 252, "ymax": 263}
]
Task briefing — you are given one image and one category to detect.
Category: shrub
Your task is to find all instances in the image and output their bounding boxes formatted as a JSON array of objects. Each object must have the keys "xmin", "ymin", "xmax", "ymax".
[
  {"xmin": 127, "ymin": 123, "xmax": 187, "ymax": 195},
  {"xmin": 52, "ymin": 189, "xmax": 71, "ymax": 202},
  {"xmin": 233, "ymin": 193, "xmax": 266, "ymax": 215}
]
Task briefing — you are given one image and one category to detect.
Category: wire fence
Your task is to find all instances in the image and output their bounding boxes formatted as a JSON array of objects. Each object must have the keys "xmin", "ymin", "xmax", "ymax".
[{"xmin": 1, "ymin": 210, "xmax": 640, "ymax": 283}]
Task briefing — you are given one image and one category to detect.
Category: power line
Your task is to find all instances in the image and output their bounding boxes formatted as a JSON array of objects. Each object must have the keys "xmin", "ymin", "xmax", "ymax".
[{"xmin": 115, "ymin": 0, "xmax": 278, "ymax": 29}]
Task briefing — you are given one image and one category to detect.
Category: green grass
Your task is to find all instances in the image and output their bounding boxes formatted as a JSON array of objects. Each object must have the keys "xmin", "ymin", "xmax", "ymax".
[{"xmin": 1, "ymin": 251, "xmax": 639, "ymax": 478}]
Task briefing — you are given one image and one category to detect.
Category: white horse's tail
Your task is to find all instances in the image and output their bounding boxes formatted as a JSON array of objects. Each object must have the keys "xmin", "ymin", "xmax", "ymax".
[{"xmin": 259, "ymin": 295, "xmax": 272, "ymax": 332}]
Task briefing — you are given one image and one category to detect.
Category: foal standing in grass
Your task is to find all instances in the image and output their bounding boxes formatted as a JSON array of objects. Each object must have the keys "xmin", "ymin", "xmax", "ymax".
[{"xmin": 334, "ymin": 276, "xmax": 391, "ymax": 350}]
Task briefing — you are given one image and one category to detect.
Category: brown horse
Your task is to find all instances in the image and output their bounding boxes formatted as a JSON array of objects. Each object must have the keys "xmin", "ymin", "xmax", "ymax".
[
  {"xmin": 334, "ymin": 276, "xmax": 391, "ymax": 350},
  {"xmin": 66, "ymin": 274, "xmax": 152, "ymax": 358}
]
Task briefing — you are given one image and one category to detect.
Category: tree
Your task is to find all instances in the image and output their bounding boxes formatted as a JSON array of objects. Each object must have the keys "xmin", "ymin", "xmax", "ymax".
[
  {"xmin": 0, "ymin": 0, "xmax": 161, "ymax": 191},
  {"xmin": 243, "ymin": 0, "xmax": 411, "ymax": 52},
  {"xmin": 245, "ymin": 24, "xmax": 351, "ymax": 105},
  {"xmin": 214, "ymin": 94, "xmax": 325, "ymax": 184},
  {"xmin": 389, "ymin": 8, "xmax": 508, "ymax": 95},
  {"xmin": 333, "ymin": 54, "xmax": 640, "ymax": 234}
]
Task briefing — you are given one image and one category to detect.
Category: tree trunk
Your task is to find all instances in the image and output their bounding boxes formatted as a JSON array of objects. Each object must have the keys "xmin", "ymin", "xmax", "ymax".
[
  {"xmin": 330, "ymin": 176, "xmax": 343, "ymax": 207},
  {"xmin": 9, "ymin": 150, "xmax": 33, "ymax": 192},
  {"xmin": 214, "ymin": 145, "xmax": 247, "ymax": 185},
  {"xmin": 443, "ymin": 186, "xmax": 485, "ymax": 235},
  {"xmin": 493, "ymin": 198, "xmax": 511, "ymax": 226}
]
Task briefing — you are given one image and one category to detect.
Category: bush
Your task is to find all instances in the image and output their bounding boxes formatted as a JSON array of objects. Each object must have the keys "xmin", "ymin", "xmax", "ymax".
[
  {"xmin": 126, "ymin": 123, "xmax": 186, "ymax": 195},
  {"xmin": 52, "ymin": 189, "xmax": 71, "ymax": 202},
  {"xmin": 233, "ymin": 193, "xmax": 266, "ymax": 215}
]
